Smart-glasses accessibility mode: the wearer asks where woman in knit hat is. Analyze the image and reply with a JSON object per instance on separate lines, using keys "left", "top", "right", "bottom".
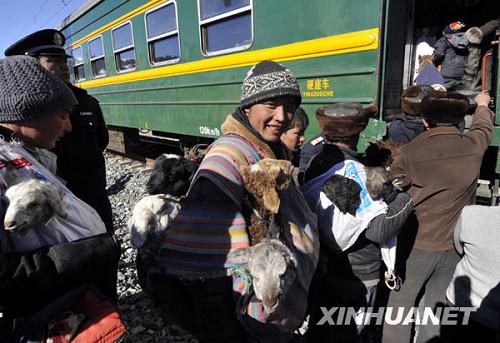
{"left": 0, "top": 56, "right": 120, "bottom": 338}
{"left": 0, "top": 55, "right": 75, "bottom": 149}
{"left": 148, "top": 60, "right": 319, "bottom": 342}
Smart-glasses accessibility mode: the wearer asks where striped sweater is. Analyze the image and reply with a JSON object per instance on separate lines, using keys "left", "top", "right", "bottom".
{"left": 157, "top": 115, "right": 277, "bottom": 277}
{"left": 157, "top": 114, "right": 319, "bottom": 333}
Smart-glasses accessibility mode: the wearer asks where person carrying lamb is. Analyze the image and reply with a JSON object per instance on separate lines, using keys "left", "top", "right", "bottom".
{"left": 0, "top": 56, "right": 120, "bottom": 338}
{"left": 300, "top": 103, "right": 413, "bottom": 342}
{"left": 148, "top": 60, "right": 319, "bottom": 342}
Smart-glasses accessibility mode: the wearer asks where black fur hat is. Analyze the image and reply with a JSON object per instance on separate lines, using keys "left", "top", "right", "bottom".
{"left": 421, "top": 91, "right": 469, "bottom": 126}
{"left": 400, "top": 85, "right": 435, "bottom": 116}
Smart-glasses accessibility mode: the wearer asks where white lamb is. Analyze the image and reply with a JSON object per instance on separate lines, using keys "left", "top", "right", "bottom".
{"left": 229, "top": 239, "right": 297, "bottom": 314}
{"left": 3, "top": 179, "right": 67, "bottom": 231}
{"left": 127, "top": 194, "right": 180, "bottom": 249}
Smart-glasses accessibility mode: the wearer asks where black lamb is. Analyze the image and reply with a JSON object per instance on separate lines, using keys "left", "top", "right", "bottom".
{"left": 321, "top": 174, "right": 361, "bottom": 216}
{"left": 146, "top": 154, "right": 199, "bottom": 197}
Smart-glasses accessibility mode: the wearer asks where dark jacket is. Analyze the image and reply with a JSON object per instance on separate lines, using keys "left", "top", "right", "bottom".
{"left": 298, "top": 133, "right": 328, "bottom": 184}
{"left": 414, "top": 63, "right": 444, "bottom": 87}
{"left": 391, "top": 105, "right": 494, "bottom": 251}
{"left": 387, "top": 113, "right": 425, "bottom": 144}
{"left": 434, "top": 33, "right": 468, "bottom": 78}
{"left": 54, "top": 85, "right": 113, "bottom": 232}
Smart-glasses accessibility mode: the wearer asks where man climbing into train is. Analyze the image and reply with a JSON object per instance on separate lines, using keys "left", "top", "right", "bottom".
{"left": 382, "top": 90, "right": 494, "bottom": 343}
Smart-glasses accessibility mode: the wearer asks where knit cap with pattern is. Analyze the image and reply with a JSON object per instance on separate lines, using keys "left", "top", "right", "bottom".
{"left": 240, "top": 60, "right": 301, "bottom": 109}
{"left": 0, "top": 55, "right": 77, "bottom": 123}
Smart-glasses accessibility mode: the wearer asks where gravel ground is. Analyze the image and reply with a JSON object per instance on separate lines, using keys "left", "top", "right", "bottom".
{"left": 105, "top": 152, "right": 197, "bottom": 342}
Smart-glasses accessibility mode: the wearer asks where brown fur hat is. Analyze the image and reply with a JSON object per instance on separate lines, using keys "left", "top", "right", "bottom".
{"left": 421, "top": 91, "right": 469, "bottom": 126}
{"left": 315, "top": 103, "right": 378, "bottom": 138}
{"left": 240, "top": 159, "right": 295, "bottom": 214}
{"left": 400, "top": 85, "right": 434, "bottom": 116}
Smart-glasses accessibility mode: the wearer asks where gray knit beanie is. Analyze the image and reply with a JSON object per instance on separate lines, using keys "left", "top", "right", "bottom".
{"left": 240, "top": 60, "right": 301, "bottom": 109}
{"left": 0, "top": 55, "right": 77, "bottom": 123}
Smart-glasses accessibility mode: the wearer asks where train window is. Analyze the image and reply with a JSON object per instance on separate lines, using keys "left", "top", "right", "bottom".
{"left": 145, "top": 2, "right": 180, "bottom": 65}
{"left": 198, "top": 0, "right": 252, "bottom": 55}
{"left": 71, "top": 45, "right": 85, "bottom": 81}
{"left": 89, "top": 36, "right": 107, "bottom": 78}
{"left": 111, "top": 22, "right": 136, "bottom": 72}
{"left": 200, "top": 0, "right": 249, "bottom": 20}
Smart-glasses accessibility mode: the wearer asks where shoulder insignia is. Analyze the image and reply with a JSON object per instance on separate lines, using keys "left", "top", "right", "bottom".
{"left": 310, "top": 136, "right": 325, "bottom": 146}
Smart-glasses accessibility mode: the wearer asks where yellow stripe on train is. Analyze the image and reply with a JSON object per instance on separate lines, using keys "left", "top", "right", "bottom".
{"left": 77, "top": 28, "right": 379, "bottom": 89}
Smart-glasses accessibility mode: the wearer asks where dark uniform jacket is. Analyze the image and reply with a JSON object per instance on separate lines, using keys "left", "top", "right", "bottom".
{"left": 298, "top": 133, "right": 328, "bottom": 185}
{"left": 391, "top": 105, "right": 494, "bottom": 251}
{"left": 54, "top": 85, "right": 113, "bottom": 232}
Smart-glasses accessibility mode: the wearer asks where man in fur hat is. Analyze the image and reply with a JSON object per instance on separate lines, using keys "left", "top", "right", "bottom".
{"left": 299, "top": 103, "right": 377, "bottom": 184}
{"left": 388, "top": 85, "right": 435, "bottom": 144}
{"left": 383, "top": 91, "right": 494, "bottom": 343}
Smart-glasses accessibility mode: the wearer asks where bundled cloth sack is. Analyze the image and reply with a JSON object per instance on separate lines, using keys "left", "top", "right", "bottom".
{"left": 0, "top": 140, "right": 107, "bottom": 253}
{"left": 302, "top": 159, "right": 398, "bottom": 283}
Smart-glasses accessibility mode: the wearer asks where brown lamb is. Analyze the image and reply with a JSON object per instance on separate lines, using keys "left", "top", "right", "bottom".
{"left": 240, "top": 158, "right": 295, "bottom": 245}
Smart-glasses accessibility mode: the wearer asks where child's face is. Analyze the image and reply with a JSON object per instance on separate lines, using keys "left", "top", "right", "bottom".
{"left": 281, "top": 125, "right": 305, "bottom": 151}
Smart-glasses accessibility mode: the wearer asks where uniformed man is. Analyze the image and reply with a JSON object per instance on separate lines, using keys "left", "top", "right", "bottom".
{"left": 298, "top": 103, "right": 377, "bottom": 184}
{"left": 5, "top": 29, "right": 113, "bottom": 232}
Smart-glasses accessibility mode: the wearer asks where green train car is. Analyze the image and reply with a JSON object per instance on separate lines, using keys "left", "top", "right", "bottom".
{"left": 60, "top": 0, "right": 500, "bottom": 180}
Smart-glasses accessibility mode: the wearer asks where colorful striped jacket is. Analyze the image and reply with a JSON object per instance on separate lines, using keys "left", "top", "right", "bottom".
{"left": 157, "top": 114, "right": 319, "bottom": 333}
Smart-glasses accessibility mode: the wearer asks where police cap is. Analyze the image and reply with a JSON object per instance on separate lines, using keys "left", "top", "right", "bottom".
{"left": 4, "top": 29, "right": 70, "bottom": 58}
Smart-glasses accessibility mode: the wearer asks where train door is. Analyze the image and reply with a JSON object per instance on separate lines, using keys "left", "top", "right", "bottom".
{"left": 381, "top": 0, "right": 500, "bottom": 202}
{"left": 380, "top": 0, "right": 500, "bottom": 114}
